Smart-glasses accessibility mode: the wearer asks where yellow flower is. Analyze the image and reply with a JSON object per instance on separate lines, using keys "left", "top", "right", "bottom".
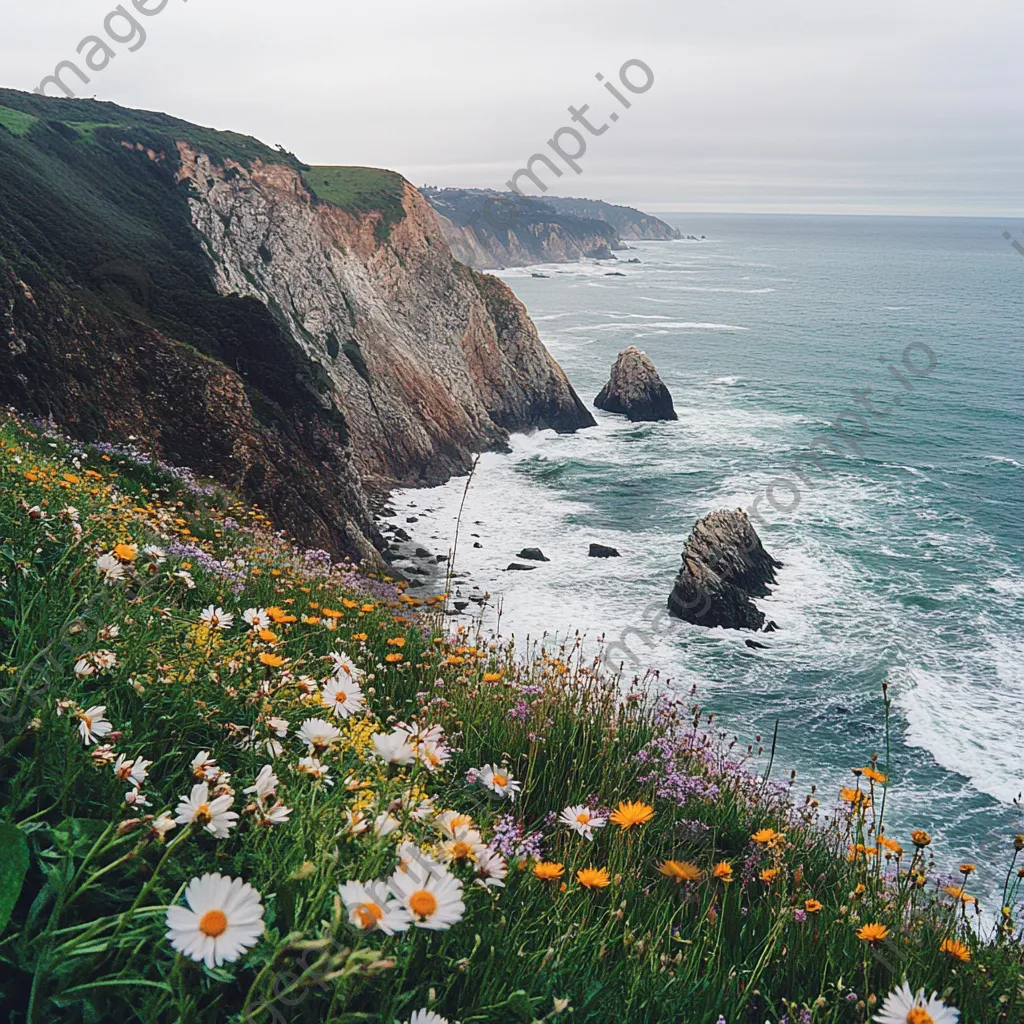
{"left": 113, "top": 543, "right": 137, "bottom": 562}
{"left": 751, "top": 828, "right": 782, "bottom": 845}
{"left": 856, "top": 922, "right": 890, "bottom": 945}
{"left": 609, "top": 801, "right": 654, "bottom": 830}
{"left": 533, "top": 861, "right": 565, "bottom": 881}
{"left": 576, "top": 867, "right": 611, "bottom": 889}
{"left": 940, "top": 938, "right": 971, "bottom": 962}
{"left": 911, "top": 829, "right": 932, "bottom": 848}
{"left": 804, "top": 898, "right": 822, "bottom": 913}
{"left": 659, "top": 860, "right": 702, "bottom": 883}
{"left": 712, "top": 861, "right": 734, "bottom": 883}
{"left": 259, "top": 653, "right": 285, "bottom": 668}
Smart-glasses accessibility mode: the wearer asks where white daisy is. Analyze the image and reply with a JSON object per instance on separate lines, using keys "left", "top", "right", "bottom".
{"left": 165, "top": 873, "right": 264, "bottom": 968}
{"left": 296, "top": 756, "right": 333, "bottom": 785}
{"left": 338, "top": 880, "right": 412, "bottom": 936}
{"left": 258, "top": 801, "right": 292, "bottom": 827}
{"left": 266, "top": 716, "right": 289, "bottom": 737}
{"left": 142, "top": 545, "right": 166, "bottom": 564}
{"left": 874, "top": 982, "right": 959, "bottom": 1024}
{"left": 199, "top": 605, "right": 234, "bottom": 631}
{"left": 243, "top": 607, "right": 271, "bottom": 629}
{"left": 243, "top": 765, "right": 279, "bottom": 800}
{"left": 418, "top": 740, "right": 451, "bottom": 772}
{"left": 298, "top": 718, "right": 341, "bottom": 753}
{"left": 190, "top": 750, "right": 219, "bottom": 781}
{"left": 435, "top": 810, "right": 476, "bottom": 841}
{"left": 77, "top": 705, "right": 112, "bottom": 745}
{"left": 124, "top": 789, "right": 150, "bottom": 808}
{"left": 320, "top": 677, "right": 366, "bottom": 719}
{"left": 92, "top": 649, "right": 117, "bottom": 672}
{"left": 95, "top": 553, "right": 125, "bottom": 584}
{"left": 174, "top": 782, "right": 238, "bottom": 838}
{"left": 372, "top": 727, "right": 416, "bottom": 766}
{"left": 327, "top": 651, "right": 362, "bottom": 679}
{"left": 373, "top": 812, "right": 401, "bottom": 837}
{"left": 559, "top": 804, "right": 608, "bottom": 841}
{"left": 150, "top": 813, "right": 177, "bottom": 838}
{"left": 73, "top": 657, "right": 96, "bottom": 678}
{"left": 173, "top": 570, "right": 196, "bottom": 590}
{"left": 406, "top": 1011, "right": 449, "bottom": 1024}
{"left": 97, "top": 624, "right": 120, "bottom": 641}
{"left": 474, "top": 848, "right": 507, "bottom": 889}
{"left": 437, "top": 827, "right": 486, "bottom": 865}
{"left": 476, "top": 764, "right": 521, "bottom": 802}
{"left": 388, "top": 864, "right": 465, "bottom": 930}
{"left": 345, "top": 809, "right": 369, "bottom": 836}
{"left": 113, "top": 754, "right": 152, "bottom": 789}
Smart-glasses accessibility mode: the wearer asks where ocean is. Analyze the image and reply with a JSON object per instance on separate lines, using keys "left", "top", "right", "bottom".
{"left": 389, "top": 214, "right": 1024, "bottom": 898}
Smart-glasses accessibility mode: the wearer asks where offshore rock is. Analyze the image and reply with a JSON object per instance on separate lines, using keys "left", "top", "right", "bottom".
{"left": 667, "top": 510, "right": 782, "bottom": 630}
{"left": 594, "top": 347, "right": 677, "bottom": 422}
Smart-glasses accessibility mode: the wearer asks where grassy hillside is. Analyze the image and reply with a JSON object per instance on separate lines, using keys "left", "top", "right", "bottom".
{"left": 0, "top": 410, "right": 1020, "bottom": 1024}
{"left": 305, "top": 167, "right": 408, "bottom": 241}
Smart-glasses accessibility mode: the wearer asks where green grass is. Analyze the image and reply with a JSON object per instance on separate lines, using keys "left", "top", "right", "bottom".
{"left": 0, "top": 106, "right": 39, "bottom": 137}
{"left": 0, "top": 413, "right": 1021, "bottom": 1024}
{"left": 305, "top": 167, "right": 408, "bottom": 241}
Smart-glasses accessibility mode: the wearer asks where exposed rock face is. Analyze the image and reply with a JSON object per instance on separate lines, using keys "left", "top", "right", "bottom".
{"left": 518, "top": 548, "right": 549, "bottom": 561}
{"left": 589, "top": 544, "right": 620, "bottom": 558}
{"left": 594, "top": 348, "right": 678, "bottom": 422}
{"left": 667, "top": 510, "right": 782, "bottom": 630}
{"left": 422, "top": 189, "right": 679, "bottom": 270}
{"left": 178, "top": 146, "right": 596, "bottom": 494}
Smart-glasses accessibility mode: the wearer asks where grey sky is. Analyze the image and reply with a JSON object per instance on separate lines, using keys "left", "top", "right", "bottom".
{"left": 6, "top": 0, "right": 1023, "bottom": 215}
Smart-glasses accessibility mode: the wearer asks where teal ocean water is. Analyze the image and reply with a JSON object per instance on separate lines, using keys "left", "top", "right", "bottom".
{"left": 391, "top": 215, "right": 1024, "bottom": 895}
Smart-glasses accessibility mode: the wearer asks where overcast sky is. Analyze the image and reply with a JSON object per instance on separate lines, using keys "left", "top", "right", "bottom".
{"left": 6, "top": 0, "right": 1023, "bottom": 215}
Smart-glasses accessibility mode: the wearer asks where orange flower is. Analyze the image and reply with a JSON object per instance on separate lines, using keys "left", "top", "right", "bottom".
{"left": 877, "top": 836, "right": 903, "bottom": 856}
{"left": 712, "top": 861, "right": 734, "bottom": 883}
{"left": 483, "top": 672, "right": 503, "bottom": 683}
{"left": 840, "top": 787, "right": 871, "bottom": 808}
{"left": 959, "top": 863, "right": 976, "bottom": 875}
{"left": 576, "top": 867, "right": 611, "bottom": 889}
{"left": 911, "top": 829, "right": 932, "bottom": 848}
{"left": 360, "top": 604, "right": 374, "bottom": 613}
{"left": 940, "top": 938, "right": 971, "bottom": 962}
{"left": 321, "top": 608, "right": 343, "bottom": 619}
{"left": 659, "top": 860, "right": 702, "bottom": 883}
{"left": 533, "top": 861, "right": 565, "bottom": 881}
{"left": 259, "top": 653, "right": 285, "bottom": 668}
{"left": 751, "top": 828, "right": 782, "bottom": 845}
{"left": 759, "top": 867, "right": 780, "bottom": 884}
{"left": 266, "top": 607, "right": 296, "bottom": 624}
{"left": 386, "top": 637, "right": 406, "bottom": 647}
{"left": 609, "top": 801, "right": 654, "bottom": 830}
{"left": 859, "top": 766, "right": 887, "bottom": 784}
{"left": 856, "top": 922, "right": 890, "bottom": 945}
{"left": 353, "top": 633, "right": 368, "bottom": 642}
{"left": 258, "top": 629, "right": 278, "bottom": 644}
{"left": 804, "top": 898, "right": 822, "bottom": 913}
{"left": 384, "top": 653, "right": 403, "bottom": 663}
{"left": 943, "top": 885, "right": 976, "bottom": 905}
{"left": 113, "top": 543, "right": 137, "bottom": 562}
{"left": 342, "top": 599, "right": 358, "bottom": 610}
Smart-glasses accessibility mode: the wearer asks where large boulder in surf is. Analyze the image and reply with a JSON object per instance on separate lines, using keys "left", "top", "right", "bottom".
{"left": 594, "top": 347, "right": 677, "bottom": 422}
{"left": 667, "top": 510, "right": 782, "bottom": 630}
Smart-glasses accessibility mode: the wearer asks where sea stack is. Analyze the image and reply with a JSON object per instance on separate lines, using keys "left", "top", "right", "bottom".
{"left": 667, "top": 510, "right": 782, "bottom": 630}
{"left": 594, "top": 347, "right": 678, "bottom": 422}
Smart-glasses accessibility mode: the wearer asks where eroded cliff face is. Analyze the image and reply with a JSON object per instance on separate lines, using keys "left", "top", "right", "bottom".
{"left": 177, "top": 145, "right": 594, "bottom": 493}
{"left": 433, "top": 209, "right": 621, "bottom": 270}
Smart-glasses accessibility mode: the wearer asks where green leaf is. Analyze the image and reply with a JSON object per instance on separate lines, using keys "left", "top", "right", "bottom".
{"left": 0, "top": 822, "right": 29, "bottom": 935}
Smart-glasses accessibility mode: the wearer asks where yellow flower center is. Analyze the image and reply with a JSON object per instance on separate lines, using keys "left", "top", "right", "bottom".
{"left": 335, "top": 691, "right": 347, "bottom": 703}
{"left": 408, "top": 890, "right": 438, "bottom": 918}
{"left": 451, "top": 841, "right": 472, "bottom": 859}
{"left": 80, "top": 714, "right": 92, "bottom": 731}
{"left": 198, "top": 909, "right": 228, "bottom": 937}
{"left": 576, "top": 812, "right": 590, "bottom": 824}
{"left": 906, "top": 1010, "right": 934, "bottom": 1024}
{"left": 353, "top": 902, "right": 384, "bottom": 929}
{"left": 194, "top": 803, "right": 212, "bottom": 824}
{"left": 492, "top": 773, "right": 508, "bottom": 787}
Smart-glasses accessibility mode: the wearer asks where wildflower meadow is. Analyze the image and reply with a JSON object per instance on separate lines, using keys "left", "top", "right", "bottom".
{"left": 0, "top": 411, "right": 1020, "bottom": 1023}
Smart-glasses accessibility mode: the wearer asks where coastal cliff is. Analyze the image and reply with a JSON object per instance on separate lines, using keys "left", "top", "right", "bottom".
{"left": 0, "top": 89, "right": 594, "bottom": 562}
{"left": 422, "top": 188, "right": 679, "bottom": 270}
